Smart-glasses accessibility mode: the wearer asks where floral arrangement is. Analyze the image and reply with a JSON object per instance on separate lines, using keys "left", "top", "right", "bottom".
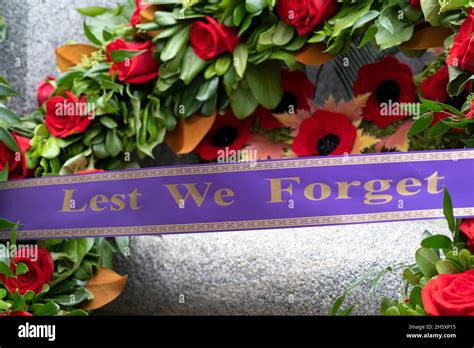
{"left": 0, "top": 0, "right": 472, "bottom": 315}
{"left": 332, "top": 190, "right": 474, "bottom": 316}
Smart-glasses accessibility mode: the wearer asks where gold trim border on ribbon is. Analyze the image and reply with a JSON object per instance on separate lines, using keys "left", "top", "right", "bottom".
{"left": 3, "top": 208, "right": 473, "bottom": 240}
{"left": 1, "top": 150, "right": 474, "bottom": 190}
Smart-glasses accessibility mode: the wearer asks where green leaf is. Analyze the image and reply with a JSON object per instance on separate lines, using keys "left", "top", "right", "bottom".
{"left": 230, "top": 84, "right": 258, "bottom": 119}
{"left": 409, "top": 113, "right": 434, "bottom": 136}
{"left": 161, "top": 25, "right": 190, "bottom": 62}
{"left": 245, "top": 0, "right": 267, "bottom": 13}
{"left": 443, "top": 188, "right": 455, "bottom": 233}
{"left": 233, "top": 44, "right": 248, "bottom": 79}
{"left": 409, "top": 286, "right": 423, "bottom": 308}
{"left": 0, "top": 218, "right": 16, "bottom": 230}
{"left": 32, "top": 302, "right": 60, "bottom": 316}
{"left": 415, "top": 248, "right": 440, "bottom": 278}
{"left": 436, "top": 260, "right": 461, "bottom": 274}
{"left": 196, "top": 76, "right": 219, "bottom": 102}
{"left": 272, "top": 20, "right": 294, "bottom": 46}
{"left": 421, "top": 235, "right": 453, "bottom": 249}
{"left": 41, "top": 137, "right": 61, "bottom": 159}
{"left": 180, "top": 46, "right": 208, "bottom": 85}
{"left": 246, "top": 61, "right": 282, "bottom": 109}
{"left": 385, "top": 306, "right": 401, "bottom": 316}
{"left": 77, "top": 6, "right": 107, "bottom": 17}
{"left": 0, "top": 127, "right": 20, "bottom": 152}
{"left": 0, "top": 107, "right": 20, "bottom": 125}
{"left": 427, "top": 120, "right": 450, "bottom": 138}
{"left": 0, "top": 261, "right": 13, "bottom": 278}
{"left": 105, "top": 129, "right": 123, "bottom": 157}
{"left": 15, "top": 262, "right": 28, "bottom": 276}
{"left": 0, "top": 83, "right": 17, "bottom": 97}
{"left": 421, "top": 0, "right": 441, "bottom": 26}
{"left": 110, "top": 49, "right": 147, "bottom": 63}
{"left": 115, "top": 237, "right": 130, "bottom": 259}
{"left": 83, "top": 21, "right": 103, "bottom": 46}
{"left": 99, "top": 116, "right": 118, "bottom": 129}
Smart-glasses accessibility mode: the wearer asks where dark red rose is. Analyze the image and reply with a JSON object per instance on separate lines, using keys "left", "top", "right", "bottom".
{"left": 0, "top": 132, "right": 31, "bottom": 180}
{"left": 190, "top": 17, "right": 240, "bottom": 61}
{"left": 353, "top": 56, "right": 417, "bottom": 128}
{"left": 409, "top": 0, "right": 421, "bottom": 8}
{"left": 421, "top": 65, "right": 470, "bottom": 125}
{"left": 1, "top": 247, "right": 54, "bottom": 295}
{"left": 45, "top": 91, "right": 92, "bottom": 138}
{"left": 257, "top": 69, "right": 315, "bottom": 129}
{"left": 37, "top": 76, "right": 55, "bottom": 107}
{"left": 106, "top": 38, "right": 159, "bottom": 84}
{"left": 76, "top": 169, "right": 105, "bottom": 175}
{"left": 194, "top": 110, "right": 254, "bottom": 161}
{"left": 292, "top": 110, "right": 357, "bottom": 157}
{"left": 447, "top": 10, "right": 474, "bottom": 73}
{"left": 0, "top": 311, "right": 33, "bottom": 316}
{"left": 422, "top": 269, "right": 474, "bottom": 316}
{"left": 277, "top": 0, "right": 339, "bottom": 36}
{"left": 130, "top": 0, "right": 150, "bottom": 27}
{"left": 460, "top": 219, "right": 474, "bottom": 253}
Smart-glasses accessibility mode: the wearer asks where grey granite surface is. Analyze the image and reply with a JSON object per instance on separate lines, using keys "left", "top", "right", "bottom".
{"left": 0, "top": 0, "right": 445, "bottom": 316}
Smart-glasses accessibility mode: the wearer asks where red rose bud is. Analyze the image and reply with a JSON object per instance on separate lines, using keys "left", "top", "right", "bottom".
{"left": 460, "top": 218, "right": 474, "bottom": 252}
{"left": 277, "top": 0, "right": 339, "bottom": 36}
{"left": 0, "top": 247, "right": 54, "bottom": 295}
{"left": 409, "top": 0, "right": 421, "bottom": 8}
{"left": 0, "top": 132, "right": 31, "bottom": 180}
{"left": 37, "top": 75, "right": 55, "bottom": 106}
{"left": 447, "top": 9, "right": 474, "bottom": 73}
{"left": 130, "top": 0, "right": 150, "bottom": 27}
{"left": 190, "top": 17, "right": 240, "bottom": 61}
{"left": 0, "top": 311, "right": 33, "bottom": 316}
{"left": 422, "top": 269, "right": 474, "bottom": 316}
{"left": 106, "top": 38, "right": 159, "bottom": 84}
{"left": 468, "top": 101, "right": 474, "bottom": 119}
{"left": 45, "top": 91, "right": 93, "bottom": 139}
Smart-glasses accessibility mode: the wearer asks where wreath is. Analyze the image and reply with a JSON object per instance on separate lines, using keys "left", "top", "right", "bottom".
{"left": 0, "top": 0, "right": 472, "bottom": 315}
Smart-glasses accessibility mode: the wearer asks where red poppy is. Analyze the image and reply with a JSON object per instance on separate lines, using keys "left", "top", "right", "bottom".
{"left": 421, "top": 65, "right": 470, "bottom": 124}
{"left": 194, "top": 110, "right": 254, "bottom": 161}
{"left": 257, "top": 69, "right": 315, "bottom": 130}
{"left": 292, "top": 110, "right": 357, "bottom": 157}
{"left": 353, "top": 56, "right": 417, "bottom": 128}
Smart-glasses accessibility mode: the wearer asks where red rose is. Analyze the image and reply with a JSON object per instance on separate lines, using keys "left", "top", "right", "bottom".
{"left": 409, "top": 0, "right": 421, "bottom": 8}
{"left": 277, "top": 0, "right": 338, "bottom": 36}
{"left": 422, "top": 269, "right": 474, "bottom": 316}
{"left": 0, "top": 247, "right": 54, "bottom": 295}
{"left": 460, "top": 218, "right": 474, "bottom": 253}
{"left": 421, "top": 65, "right": 470, "bottom": 125}
{"left": 130, "top": 0, "right": 150, "bottom": 27}
{"left": 106, "top": 38, "right": 159, "bottom": 84}
{"left": 45, "top": 91, "right": 92, "bottom": 138}
{"left": 37, "top": 76, "right": 55, "bottom": 106}
{"left": 0, "top": 132, "right": 30, "bottom": 180}
{"left": 194, "top": 110, "right": 254, "bottom": 161}
{"left": 447, "top": 10, "right": 474, "bottom": 73}
{"left": 353, "top": 56, "right": 417, "bottom": 128}
{"left": 292, "top": 110, "right": 357, "bottom": 157}
{"left": 257, "top": 69, "right": 315, "bottom": 129}
{"left": 190, "top": 17, "right": 240, "bottom": 61}
{"left": 0, "top": 311, "right": 33, "bottom": 316}
{"left": 76, "top": 169, "right": 105, "bottom": 175}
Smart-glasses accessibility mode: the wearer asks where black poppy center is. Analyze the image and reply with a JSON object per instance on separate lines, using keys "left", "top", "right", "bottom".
{"left": 316, "top": 133, "right": 340, "bottom": 156}
{"left": 375, "top": 79, "right": 401, "bottom": 104}
{"left": 272, "top": 92, "right": 299, "bottom": 114}
{"left": 212, "top": 126, "right": 238, "bottom": 147}
{"left": 445, "top": 90, "right": 469, "bottom": 110}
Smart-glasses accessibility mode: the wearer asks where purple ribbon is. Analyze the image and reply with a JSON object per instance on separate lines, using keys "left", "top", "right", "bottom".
{"left": 0, "top": 150, "right": 473, "bottom": 240}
